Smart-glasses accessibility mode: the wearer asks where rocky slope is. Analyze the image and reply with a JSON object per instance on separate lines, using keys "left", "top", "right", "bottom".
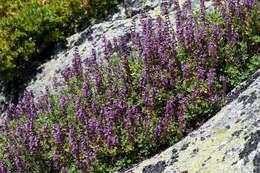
{"left": 120, "top": 69, "right": 260, "bottom": 173}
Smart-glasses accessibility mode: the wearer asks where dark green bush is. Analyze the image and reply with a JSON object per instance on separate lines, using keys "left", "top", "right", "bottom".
{"left": 0, "top": 3, "right": 65, "bottom": 80}
{"left": 0, "top": 0, "right": 119, "bottom": 81}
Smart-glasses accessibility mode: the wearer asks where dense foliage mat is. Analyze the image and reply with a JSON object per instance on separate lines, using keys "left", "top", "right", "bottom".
{"left": 0, "top": 0, "right": 119, "bottom": 81}
{"left": 0, "top": 0, "right": 259, "bottom": 172}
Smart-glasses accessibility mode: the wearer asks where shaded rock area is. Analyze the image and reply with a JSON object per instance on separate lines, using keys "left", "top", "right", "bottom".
{"left": 120, "top": 69, "right": 260, "bottom": 173}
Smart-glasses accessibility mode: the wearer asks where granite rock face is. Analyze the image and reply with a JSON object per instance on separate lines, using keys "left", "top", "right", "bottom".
{"left": 120, "top": 69, "right": 260, "bottom": 173}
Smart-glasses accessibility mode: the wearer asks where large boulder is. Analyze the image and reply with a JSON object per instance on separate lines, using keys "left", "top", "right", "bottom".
{"left": 120, "top": 69, "right": 260, "bottom": 173}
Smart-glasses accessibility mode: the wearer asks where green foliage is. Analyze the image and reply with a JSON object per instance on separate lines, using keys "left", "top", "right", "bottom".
{"left": 0, "top": 3, "right": 65, "bottom": 80}
{"left": 0, "top": 0, "right": 119, "bottom": 81}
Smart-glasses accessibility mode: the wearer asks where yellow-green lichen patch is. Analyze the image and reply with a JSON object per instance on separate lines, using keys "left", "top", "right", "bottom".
{"left": 141, "top": 1, "right": 153, "bottom": 10}
{"left": 149, "top": 6, "right": 162, "bottom": 19}
{"left": 158, "top": 151, "right": 173, "bottom": 162}
{"left": 175, "top": 132, "right": 246, "bottom": 172}
{"left": 178, "top": 0, "right": 186, "bottom": 5}
{"left": 174, "top": 117, "right": 259, "bottom": 172}
{"left": 66, "top": 37, "right": 72, "bottom": 47}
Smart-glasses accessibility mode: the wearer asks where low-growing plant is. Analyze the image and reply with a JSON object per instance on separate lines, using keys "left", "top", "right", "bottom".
{"left": 0, "top": 0, "right": 119, "bottom": 81}
{"left": 0, "top": 0, "right": 259, "bottom": 172}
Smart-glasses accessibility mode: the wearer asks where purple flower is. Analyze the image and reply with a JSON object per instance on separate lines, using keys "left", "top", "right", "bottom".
{"left": 69, "top": 122, "right": 79, "bottom": 157}
{"left": 119, "top": 35, "right": 128, "bottom": 57}
{"left": 119, "top": 74, "right": 128, "bottom": 97}
{"left": 61, "top": 66, "right": 72, "bottom": 82}
{"left": 220, "top": 6, "right": 226, "bottom": 19}
{"left": 212, "top": 0, "right": 222, "bottom": 9}
{"left": 61, "top": 167, "right": 68, "bottom": 173}
{"left": 15, "top": 154, "right": 22, "bottom": 170}
{"left": 191, "top": 89, "right": 196, "bottom": 106}
{"left": 103, "top": 37, "right": 113, "bottom": 60}
{"left": 219, "top": 75, "right": 225, "bottom": 82}
{"left": 76, "top": 99, "right": 85, "bottom": 123}
{"left": 165, "top": 97, "right": 176, "bottom": 115}
{"left": 196, "top": 65, "right": 206, "bottom": 80}
{"left": 177, "top": 105, "right": 184, "bottom": 137}
{"left": 52, "top": 125, "right": 64, "bottom": 145}
{"left": 181, "top": 60, "right": 190, "bottom": 80}
{"left": 182, "top": 0, "right": 192, "bottom": 16}
{"left": 48, "top": 101, "right": 55, "bottom": 115}
{"left": 183, "top": 15, "right": 194, "bottom": 51}
{"left": 210, "top": 94, "right": 218, "bottom": 104}
{"left": 41, "top": 123, "right": 49, "bottom": 139}
{"left": 95, "top": 71, "right": 104, "bottom": 94}
{"left": 52, "top": 77, "right": 57, "bottom": 89}
{"left": 28, "top": 133, "right": 40, "bottom": 154}
{"left": 207, "top": 68, "right": 216, "bottom": 92}
{"left": 53, "top": 150, "right": 59, "bottom": 169}
{"left": 177, "top": 93, "right": 183, "bottom": 99}
{"left": 161, "top": 74, "right": 169, "bottom": 90}
{"left": 113, "top": 37, "right": 118, "bottom": 49}
{"left": 5, "top": 102, "right": 15, "bottom": 120}
{"left": 210, "top": 24, "right": 221, "bottom": 66}
{"left": 161, "top": 5, "right": 168, "bottom": 16}
{"left": 72, "top": 47, "right": 83, "bottom": 79}
{"left": 145, "top": 118, "right": 151, "bottom": 135}
{"left": 173, "top": 0, "right": 184, "bottom": 48}
{"left": 83, "top": 81, "right": 92, "bottom": 100}
{"left": 227, "top": 0, "right": 235, "bottom": 16}
{"left": 199, "top": 0, "right": 206, "bottom": 26}
{"left": 0, "top": 160, "right": 11, "bottom": 173}
{"left": 60, "top": 96, "right": 67, "bottom": 115}
{"left": 15, "top": 122, "right": 23, "bottom": 138}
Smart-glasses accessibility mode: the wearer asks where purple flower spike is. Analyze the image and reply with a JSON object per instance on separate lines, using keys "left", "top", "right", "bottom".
{"left": 52, "top": 124, "right": 64, "bottom": 145}
{"left": 103, "top": 37, "right": 113, "bottom": 60}
{"left": 69, "top": 122, "right": 79, "bottom": 157}
{"left": 0, "top": 160, "right": 11, "bottom": 173}
{"left": 53, "top": 150, "right": 59, "bottom": 169}
{"left": 60, "top": 96, "right": 67, "bottom": 115}
{"left": 15, "top": 154, "right": 22, "bottom": 170}
{"left": 61, "top": 66, "right": 72, "bottom": 82}
{"left": 219, "top": 76, "right": 225, "bottom": 82}
{"left": 61, "top": 167, "right": 68, "bottom": 173}
{"left": 207, "top": 68, "right": 216, "bottom": 93}
{"left": 212, "top": 0, "right": 222, "bottom": 9}
{"left": 181, "top": 60, "right": 190, "bottom": 80}
{"left": 72, "top": 47, "right": 83, "bottom": 79}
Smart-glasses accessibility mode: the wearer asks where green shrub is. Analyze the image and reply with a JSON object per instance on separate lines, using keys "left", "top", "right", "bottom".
{"left": 0, "top": 0, "right": 119, "bottom": 81}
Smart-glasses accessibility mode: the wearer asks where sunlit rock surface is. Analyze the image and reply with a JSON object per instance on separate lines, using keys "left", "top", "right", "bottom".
{"left": 119, "top": 69, "right": 260, "bottom": 173}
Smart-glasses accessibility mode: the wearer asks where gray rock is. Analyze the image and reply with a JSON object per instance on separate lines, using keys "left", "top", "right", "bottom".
{"left": 120, "top": 69, "right": 260, "bottom": 173}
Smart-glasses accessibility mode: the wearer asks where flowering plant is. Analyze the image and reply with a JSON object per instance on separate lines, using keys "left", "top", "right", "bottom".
{"left": 0, "top": 0, "right": 259, "bottom": 172}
